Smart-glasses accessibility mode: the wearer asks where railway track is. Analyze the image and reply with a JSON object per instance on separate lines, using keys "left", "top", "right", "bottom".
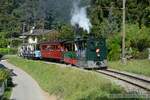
{"left": 95, "top": 69, "right": 150, "bottom": 92}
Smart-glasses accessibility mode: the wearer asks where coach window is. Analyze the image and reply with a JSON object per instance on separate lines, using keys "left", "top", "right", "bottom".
{"left": 49, "top": 45, "right": 55, "bottom": 51}
{"left": 55, "top": 45, "right": 58, "bottom": 50}
{"left": 44, "top": 45, "right": 49, "bottom": 51}
{"left": 42, "top": 45, "right": 47, "bottom": 50}
{"left": 66, "top": 43, "right": 74, "bottom": 51}
{"left": 56, "top": 45, "right": 60, "bottom": 51}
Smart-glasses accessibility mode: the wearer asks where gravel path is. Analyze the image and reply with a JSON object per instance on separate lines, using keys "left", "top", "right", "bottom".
{"left": 1, "top": 60, "right": 49, "bottom": 100}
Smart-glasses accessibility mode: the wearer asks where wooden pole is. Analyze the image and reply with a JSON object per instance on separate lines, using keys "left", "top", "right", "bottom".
{"left": 23, "top": 22, "right": 26, "bottom": 44}
{"left": 121, "top": 0, "right": 126, "bottom": 64}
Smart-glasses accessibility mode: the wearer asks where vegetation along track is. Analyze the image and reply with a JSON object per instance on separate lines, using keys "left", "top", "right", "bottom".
{"left": 95, "top": 69, "right": 150, "bottom": 92}
{"left": 43, "top": 60, "right": 150, "bottom": 92}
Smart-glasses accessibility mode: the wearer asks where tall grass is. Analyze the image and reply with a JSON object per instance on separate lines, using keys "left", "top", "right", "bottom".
{"left": 0, "top": 69, "right": 9, "bottom": 82}
{"left": 7, "top": 56, "right": 126, "bottom": 99}
{"left": 109, "top": 60, "right": 150, "bottom": 77}
{"left": 0, "top": 66, "right": 11, "bottom": 100}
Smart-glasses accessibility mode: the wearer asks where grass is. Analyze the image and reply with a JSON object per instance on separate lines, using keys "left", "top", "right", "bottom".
{"left": 7, "top": 55, "right": 128, "bottom": 100}
{"left": 109, "top": 59, "right": 150, "bottom": 77}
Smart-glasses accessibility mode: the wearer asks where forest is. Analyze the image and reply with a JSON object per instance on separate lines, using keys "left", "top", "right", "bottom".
{"left": 0, "top": 0, "right": 150, "bottom": 60}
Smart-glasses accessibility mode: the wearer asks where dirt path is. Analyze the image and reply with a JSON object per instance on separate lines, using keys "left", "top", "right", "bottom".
{"left": 1, "top": 60, "right": 56, "bottom": 100}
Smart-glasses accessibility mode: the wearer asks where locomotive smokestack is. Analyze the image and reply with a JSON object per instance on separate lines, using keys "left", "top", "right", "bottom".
{"left": 74, "top": 24, "right": 82, "bottom": 41}
{"left": 75, "top": 24, "right": 79, "bottom": 34}
{"left": 71, "top": 0, "right": 92, "bottom": 33}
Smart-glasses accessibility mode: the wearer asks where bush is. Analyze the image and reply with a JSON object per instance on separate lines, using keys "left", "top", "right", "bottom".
{"left": 133, "top": 49, "right": 149, "bottom": 59}
{"left": 0, "top": 48, "right": 17, "bottom": 55}
{"left": 107, "top": 24, "right": 150, "bottom": 61}
{"left": 107, "top": 34, "right": 121, "bottom": 61}
{"left": 126, "top": 24, "right": 150, "bottom": 51}
{"left": 0, "top": 69, "right": 9, "bottom": 82}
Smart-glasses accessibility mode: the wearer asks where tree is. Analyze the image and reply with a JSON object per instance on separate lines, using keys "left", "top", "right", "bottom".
{"left": 126, "top": 0, "right": 150, "bottom": 28}
{"left": 143, "top": 7, "right": 150, "bottom": 27}
{"left": 89, "top": 0, "right": 121, "bottom": 37}
{"left": 57, "top": 24, "right": 74, "bottom": 40}
{"left": 0, "top": 0, "right": 22, "bottom": 48}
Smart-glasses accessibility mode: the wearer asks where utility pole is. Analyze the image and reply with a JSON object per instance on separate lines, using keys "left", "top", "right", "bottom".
{"left": 22, "top": 22, "right": 26, "bottom": 44}
{"left": 122, "top": 0, "right": 126, "bottom": 64}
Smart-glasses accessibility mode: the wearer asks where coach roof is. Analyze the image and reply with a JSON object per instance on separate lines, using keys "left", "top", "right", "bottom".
{"left": 22, "top": 29, "right": 57, "bottom": 36}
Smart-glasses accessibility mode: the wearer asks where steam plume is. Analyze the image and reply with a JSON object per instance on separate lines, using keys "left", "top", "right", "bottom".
{"left": 71, "top": 0, "right": 92, "bottom": 33}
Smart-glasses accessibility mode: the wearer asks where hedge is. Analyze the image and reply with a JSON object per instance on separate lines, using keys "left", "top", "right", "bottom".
{"left": 0, "top": 48, "right": 17, "bottom": 55}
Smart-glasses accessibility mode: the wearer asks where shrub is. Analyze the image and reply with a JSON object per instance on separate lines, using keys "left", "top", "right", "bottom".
{"left": 133, "top": 49, "right": 149, "bottom": 59}
{"left": 126, "top": 24, "right": 150, "bottom": 51}
{"left": 107, "top": 34, "right": 121, "bottom": 61}
{"left": 0, "top": 48, "right": 17, "bottom": 55}
{"left": 107, "top": 24, "right": 150, "bottom": 61}
{"left": 0, "top": 69, "right": 9, "bottom": 82}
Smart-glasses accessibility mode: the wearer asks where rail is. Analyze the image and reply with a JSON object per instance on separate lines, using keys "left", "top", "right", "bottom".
{"left": 95, "top": 69, "right": 150, "bottom": 92}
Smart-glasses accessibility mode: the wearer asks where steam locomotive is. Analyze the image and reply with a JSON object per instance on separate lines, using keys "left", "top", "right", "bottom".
{"left": 18, "top": 32, "right": 107, "bottom": 69}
